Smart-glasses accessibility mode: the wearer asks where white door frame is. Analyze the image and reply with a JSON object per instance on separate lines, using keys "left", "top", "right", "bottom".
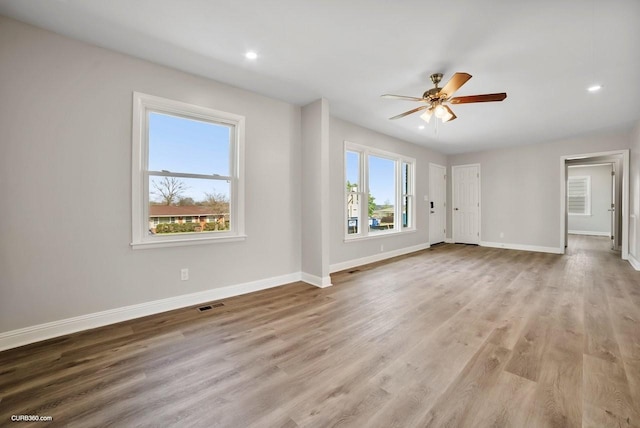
{"left": 560, "top": 149, "right": 629, "bottom": 259}
{"left": 429, "top": 163, "right": 447, "bottom": 245}
{"left": 451, "top": 163, "right": 481, "bottom": 244}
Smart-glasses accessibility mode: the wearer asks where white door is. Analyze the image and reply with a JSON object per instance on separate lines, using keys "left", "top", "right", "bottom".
{"left": 429, "top": 164, "right": 446, "bottom": 244}
{"left": 452, "top": 164, "right": 480, "bottom": 244}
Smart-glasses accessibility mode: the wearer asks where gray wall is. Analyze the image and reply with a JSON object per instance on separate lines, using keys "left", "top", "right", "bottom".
{"left": 329, "top": 117, "right": 447, "bottom": 268}
{"left": 301, "top": 99, "right": 331, "bottom": 282}
{"left": 567, "top": 165, "right": 613, "bottom": 235}
{"left": 0, "top": 17, "right": 302, "bottom": 332}
{"left": 448, "top": 131, "right": 630, "bottom": 250}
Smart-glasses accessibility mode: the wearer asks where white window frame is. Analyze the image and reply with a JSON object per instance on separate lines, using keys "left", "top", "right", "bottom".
{"left": 344, "top": 141, "right": 416, "bottom": 241}
{"left": 131, "top": 92, "right": 245, "bottom": 249}
{"left": 567, "top": 175, "right": 591, "bottom": 216}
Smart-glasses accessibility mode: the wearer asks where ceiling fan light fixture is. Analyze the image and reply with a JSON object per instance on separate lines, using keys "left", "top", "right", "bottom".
{"left": 442, "top": 110, "right": 454, "bottom": 122}
{"left": 434, "top": 104, "right": 447, "bottom": 119}
{"left": 420, "top": 108, "right": 433, "bottom": 123}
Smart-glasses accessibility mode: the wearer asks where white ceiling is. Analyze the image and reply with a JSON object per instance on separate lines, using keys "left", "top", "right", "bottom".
{"left": 1, "top": 0, "right": 639, "bottom": 154}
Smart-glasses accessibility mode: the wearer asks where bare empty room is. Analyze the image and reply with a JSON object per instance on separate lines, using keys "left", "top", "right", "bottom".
{"left": 1, "top": 1, "right": 640, "bottom": 427}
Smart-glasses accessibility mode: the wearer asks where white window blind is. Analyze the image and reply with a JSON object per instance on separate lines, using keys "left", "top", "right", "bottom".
{"left": 567, "top": 176, "right": 590, "bottom": 215}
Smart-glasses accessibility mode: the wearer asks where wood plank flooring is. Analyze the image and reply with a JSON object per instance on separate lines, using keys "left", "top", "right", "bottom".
{"left": 1, "top": 235, "right": 639, "bottom": 427}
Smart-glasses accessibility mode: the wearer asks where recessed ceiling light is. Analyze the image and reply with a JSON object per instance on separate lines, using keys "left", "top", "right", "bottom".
{"left": 418, "top": 125, "right": 425, "bottom": 130}
{"left": 587, "top": 84, "right": 602, "bottom": 92}
{"left": 245, "top": 51, "right": 258, "bottom": 60}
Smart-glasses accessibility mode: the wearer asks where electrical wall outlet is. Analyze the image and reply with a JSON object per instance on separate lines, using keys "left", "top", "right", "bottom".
{"left": 380, "top": 244, "right": 384, "bottom": 252}
{"left": 181, "top": 268, "right": 189, "bottom": 281}
{"left": 499, "top": 232, "right": 504, "bottom": 238}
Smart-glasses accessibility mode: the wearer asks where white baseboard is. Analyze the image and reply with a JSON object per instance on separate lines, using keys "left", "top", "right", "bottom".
{"left": 628, "top": 254, "right": 640, "bottom": 271}
{"left": 0, "top": 272, "right": 303, "bottom": 352}
{"left": 329, "top": 243, "right": 430, "bottom": 273}
{"left": 480, "top": 241, "right": 564, "bottom": 255}
{"left": 444, "top": 238, "right": 454, "bottom": 243}
{"left": 301, "top": 272, "right": 332, "bottom": 288}
{"left": 568, "top": 230, "right": 610, "bottom": 237}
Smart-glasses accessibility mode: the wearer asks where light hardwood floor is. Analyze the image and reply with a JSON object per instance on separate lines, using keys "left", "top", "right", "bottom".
{"left": 1, "top": 236, "right": 639, "bottom": 427}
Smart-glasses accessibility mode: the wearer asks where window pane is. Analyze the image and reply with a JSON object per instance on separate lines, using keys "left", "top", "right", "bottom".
{"left": 346, "top": 151, "right": 360, "bottom": 191}
{"left": 347, "top": 194, "right": 360, "bottom": 234}
{"left": 402, "top": 196, "right": 411, "bottom": 228}
{"left": 148, "top": 176, "right": 230, "bottom": 234}
{"left": 368, "top": 155, "right": 395, "bottom": 233}
{"left": 402, "top": 162, "right": 410, "bottom": 195}
{"left": 148, "top": 112, "right": 231, "bottom": 176}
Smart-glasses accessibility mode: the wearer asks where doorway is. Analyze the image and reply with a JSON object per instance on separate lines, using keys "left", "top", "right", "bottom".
{"left": 452, "top": 163, "right": 480, "bottom": 244}
{"left": 566, "top": 163, "right": 615, "bottom": 250}
{"left": 560, "top": 150, "right": 629, "bottom": 260}
{"left": 429, "top": 163, "right": 446, "bottom": 245}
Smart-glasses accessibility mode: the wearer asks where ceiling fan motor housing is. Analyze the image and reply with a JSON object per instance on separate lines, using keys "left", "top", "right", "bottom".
{"left": 423, "top": 88, "right": 442, "bottom": 100}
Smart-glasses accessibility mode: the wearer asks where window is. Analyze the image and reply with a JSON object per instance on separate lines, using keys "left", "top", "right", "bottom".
{"left": 346, "top": 151, "right": 362, "bottom": 235}
{"left": 567, "top": 176, "right": 590, "bottom": 215}
{"left": 344, "top": 141, "right": 415, "bottom": 240}
{"left": 131, "top": 92, "right": 245, "bottom": 248}
{"left": 401, "top": 161, "right": 413, "bottom": 228}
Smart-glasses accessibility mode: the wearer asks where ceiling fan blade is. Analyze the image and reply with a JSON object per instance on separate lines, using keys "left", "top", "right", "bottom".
{"left": 438, "top": 72, "right": 472, "bottom": 98}
{"left": 389, "top": 105, "right": 429, "bottom": 120}
{"left": 442, "top": 105, "right": 457, "bottom": 122}
{"left": 449, "top": 93, "right": 507, "bottom": 104}
{"left": 381, "top": 94, "right": 426, "bottom": 102}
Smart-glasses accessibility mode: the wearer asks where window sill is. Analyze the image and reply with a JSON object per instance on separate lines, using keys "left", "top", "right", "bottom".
{"left": 344, "top": 228, "right": 416, "bottom": 243}
{"left": 131, "top": 234, "right": 247, "bottom": 250}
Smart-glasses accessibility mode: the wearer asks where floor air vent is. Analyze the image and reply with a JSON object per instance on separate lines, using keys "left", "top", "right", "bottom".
{"left": 198, "top": 302, "right": 224, "bottom": 312}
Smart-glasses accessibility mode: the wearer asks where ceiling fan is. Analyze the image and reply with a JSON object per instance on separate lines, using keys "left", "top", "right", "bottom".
{"left": 382, "top": 72, "right": 507, "bottom": 123}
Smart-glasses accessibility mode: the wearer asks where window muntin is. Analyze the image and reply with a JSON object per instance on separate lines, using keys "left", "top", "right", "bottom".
{"left": 131, "top": 92, "right": 245, "bottom": 248}
{"left": 344, "top": 142, "right": 415, "bottom": 240}
{"left": 567, "top": 176, "right": 591, "bottom": 215}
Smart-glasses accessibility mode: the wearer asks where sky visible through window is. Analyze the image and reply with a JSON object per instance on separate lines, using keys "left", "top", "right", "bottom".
{"left": 346, "top": 151, "right": 359, "bottom": 186}
{"left": 346, "top": 152, "right": 395, "bottom": 205}
{"left": 148, "top": 112, "right": 231, "bottom": 202}
{"left": 369, "top": 156, "right": 395, "bottom": 205}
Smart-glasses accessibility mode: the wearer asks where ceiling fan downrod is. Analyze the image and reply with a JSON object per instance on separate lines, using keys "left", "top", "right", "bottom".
{"left": 430, "top": 73, "right": 443, "bottom": 88}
